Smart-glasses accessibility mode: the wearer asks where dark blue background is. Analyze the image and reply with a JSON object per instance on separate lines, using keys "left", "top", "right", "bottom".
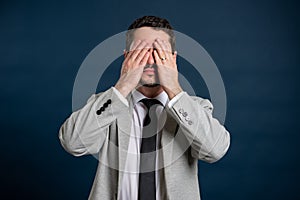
{"left": 1, "top": 0, "right": 299, "bottom": 199}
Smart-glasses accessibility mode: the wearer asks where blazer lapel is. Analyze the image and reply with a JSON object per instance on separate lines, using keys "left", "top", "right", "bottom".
{"left": 160, "top": 110, "right": 179, "bottom": 198}
{"left": 117, "top": 93, "right": 134, "bottom": 189}
{"left": 161, "top": 110, "right": 178, "bottom": 165}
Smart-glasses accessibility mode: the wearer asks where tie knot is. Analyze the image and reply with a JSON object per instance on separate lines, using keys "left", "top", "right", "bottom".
{"left": 140, "top": 98, "right": 162, "bottom": 109}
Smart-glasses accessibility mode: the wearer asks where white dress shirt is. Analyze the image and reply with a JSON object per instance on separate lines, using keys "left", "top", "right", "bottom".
{"left": 113, "top": 88, "right": 183, "bottom": 200}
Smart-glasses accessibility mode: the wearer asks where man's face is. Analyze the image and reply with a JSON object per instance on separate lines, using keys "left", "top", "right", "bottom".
{"left": 129, "top": 27, "right": 173, "bottom": 87}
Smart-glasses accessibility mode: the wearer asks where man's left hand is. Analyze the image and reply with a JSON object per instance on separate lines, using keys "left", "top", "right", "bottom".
{"left": 153, "top": 38, "right": 183, "bottom": 99}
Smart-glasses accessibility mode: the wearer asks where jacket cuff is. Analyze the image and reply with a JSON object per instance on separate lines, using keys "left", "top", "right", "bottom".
{"left": 112, "top": 87, "right": 129, "bottom": 107}
{"left": 167, "top": 91, "right": 185, "bottom": 108}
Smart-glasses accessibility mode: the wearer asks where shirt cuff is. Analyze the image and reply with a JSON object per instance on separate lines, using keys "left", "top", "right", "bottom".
{"left": 167, "top": 91, "right": 185, "bottom": 108}
{"left": 112, "top": 87, "right": 129, "bottom": 107}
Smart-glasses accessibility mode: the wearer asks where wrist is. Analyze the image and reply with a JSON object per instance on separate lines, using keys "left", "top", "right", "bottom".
{"left": 166, "top": 86, "right": 183, "bottom": 100}
{"left": 115, "top": 83, "right": 132, "bottom": 98}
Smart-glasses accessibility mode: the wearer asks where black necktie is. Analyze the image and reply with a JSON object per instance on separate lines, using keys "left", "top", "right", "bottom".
{"left": 138, "top": 98, "right": 162, "bottom": 200}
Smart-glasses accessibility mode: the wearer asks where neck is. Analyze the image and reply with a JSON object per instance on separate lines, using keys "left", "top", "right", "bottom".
{"left": 137, "top": 85, "right": 164, "bottom": 98}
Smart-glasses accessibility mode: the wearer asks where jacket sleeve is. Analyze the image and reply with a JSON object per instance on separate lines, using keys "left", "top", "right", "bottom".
{"left": 58, "top": 87, "right": 129, "bottom": 156}
{"left": 166, "top": 92, "right": 230, "bottom": 163}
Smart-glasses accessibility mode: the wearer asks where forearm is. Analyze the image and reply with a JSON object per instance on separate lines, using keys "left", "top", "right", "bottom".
{"left": 166, "top": 92, "right": 230, "bottom": 163}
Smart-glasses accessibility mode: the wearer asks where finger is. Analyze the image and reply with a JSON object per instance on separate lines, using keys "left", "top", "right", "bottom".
{"left": 153, "top": 49, "right": 162, "bottom": 65}
{"left": 124, "top": 40, "right": 143, "bottom": 62}
{"left": 121, "top": 61, "right": 129, "bottom": 74}
{"left": 124, "top": 40, "right": 141, "bottom": 62}
{"left": 161, "top": 40, "right": 173, "bottom": 60}
{"left": 130, "top": 41, "right": 148, "bottom": 61}
{"left": 122, "top": 50, "right": 149, "bottom": 75}
{"left": 122, "top": 50, "right": 133, "bottom": 65}
{"left": 153, "top": 40, "right": 167, "bottom": 60}
{"left": 157, "top": 39, "right": 172, "bottom": 60}
{"left": 139, "top": 51, "right": 150, "bottom": 67}
{"left": 123, "top": 41, "right": 148, "bottom": 73}
{"left": 123, "top": 41, "right": 139, "bottom": 65}
{"left": 162, "top": 39, "right": 172, "bottom": 52}
{"left": 121, "top": 53, "right": 132, "bottom": 73}
{"left": 135, "top": 47, "right": 150, "bottom": 66}
{"left": 129, "top": 39, "right": 142, "bottom": 52}
{"left": 122, "top": 41, "right": 144, "bottom": 68}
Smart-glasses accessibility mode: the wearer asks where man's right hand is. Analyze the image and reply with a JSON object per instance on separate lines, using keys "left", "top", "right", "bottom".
{"left": 115, "top": 40, "right": 150, "bottom": 97}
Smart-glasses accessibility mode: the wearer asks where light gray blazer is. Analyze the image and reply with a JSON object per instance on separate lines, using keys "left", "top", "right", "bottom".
{"left": 59, "top": 87, "right": 230, "bottom": 200}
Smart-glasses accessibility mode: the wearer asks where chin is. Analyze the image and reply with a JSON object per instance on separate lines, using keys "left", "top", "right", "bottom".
{"left": 142, "top": 83, "right": 160, "bottom": 88}
{"left": 139, "top": 78, "right": 160, "bottom": 88}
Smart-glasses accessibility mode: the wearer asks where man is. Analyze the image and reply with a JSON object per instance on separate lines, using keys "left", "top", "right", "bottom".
{"left": 59, "top": 16, "right": 230, "bottom": 200}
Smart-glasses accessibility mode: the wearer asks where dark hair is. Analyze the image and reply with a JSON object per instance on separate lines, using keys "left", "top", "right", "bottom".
{"left": 126, "top": 16, "right": 175, "bottom": 52}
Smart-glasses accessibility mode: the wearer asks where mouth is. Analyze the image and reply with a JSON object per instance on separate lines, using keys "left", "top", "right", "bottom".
{"left": 140, "top": 65, "right": 160, "bottom": 87}
{"left": 143, "top": 68, "right": 155, "bottom": 73}
{"left": 143, "top": 65, "right": 157, "bottom": 73}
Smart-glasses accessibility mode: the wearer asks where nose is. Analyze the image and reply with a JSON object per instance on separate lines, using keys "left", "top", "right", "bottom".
{"left": 147, "top": 48, "right": 155, "bottom": 65}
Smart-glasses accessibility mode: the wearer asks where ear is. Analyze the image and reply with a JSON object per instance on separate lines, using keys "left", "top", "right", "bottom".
{"left": 173, "top": 51, "right": 177, "bottom": 62}
{"left": 123, "top": 49, "right": 128, "bottom": 58}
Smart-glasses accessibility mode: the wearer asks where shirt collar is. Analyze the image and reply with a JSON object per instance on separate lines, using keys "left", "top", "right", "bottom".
{"left": 131, "top": 89, "right": 169, "bottom": 107}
